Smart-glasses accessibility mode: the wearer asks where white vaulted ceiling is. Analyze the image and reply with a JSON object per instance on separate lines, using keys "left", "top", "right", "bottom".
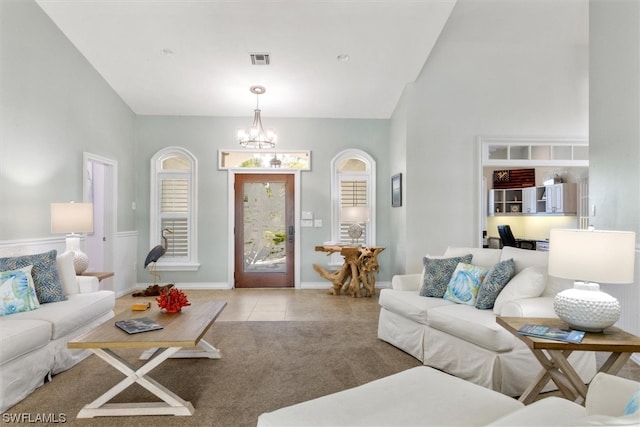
{"left": 35, "top": 0, "right": 457, "bottom": 119}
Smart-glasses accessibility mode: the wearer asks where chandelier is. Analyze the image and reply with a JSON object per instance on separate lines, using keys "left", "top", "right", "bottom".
{"left": 237, "top": 85, "right": 277, "bottom": 149}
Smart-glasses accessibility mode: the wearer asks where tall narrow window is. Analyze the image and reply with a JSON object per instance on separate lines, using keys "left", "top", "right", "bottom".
{"left": 331, "top": 150, "right": 376, "bottom": 259}
{"left": 150, "top": 147, "right": 199, "bottom": 271}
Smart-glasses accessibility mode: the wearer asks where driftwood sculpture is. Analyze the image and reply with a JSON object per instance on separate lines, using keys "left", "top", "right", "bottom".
{"left": 132, "top": 283, "right": 174, "bottom": 297}
{"left": 313, "top": 245, "right": 384, "bottom": 297}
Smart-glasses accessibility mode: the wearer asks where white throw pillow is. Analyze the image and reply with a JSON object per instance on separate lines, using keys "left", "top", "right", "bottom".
{"left": 493, "top": 265, "right": 546, "bottom": 315}
{"left": 56, "top": 251, "right": 78, "bottom": 295}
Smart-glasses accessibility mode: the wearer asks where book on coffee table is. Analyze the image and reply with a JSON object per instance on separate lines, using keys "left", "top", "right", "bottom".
{"left": 115, "top": 317, "right": 164, "bottom": 334}
{"left": 517, "top": 323, "right": 585, "bottom": 343}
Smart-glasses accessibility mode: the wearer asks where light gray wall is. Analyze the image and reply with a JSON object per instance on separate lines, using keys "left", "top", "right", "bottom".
{"left": 589, "top": 0, "right": 639, "bottom": 335}
{"left": 390, "top": 0, "right": 589, "bottom": 273}
{"left": 0, "top": 0, "right": 137, "bottom": 239}
{"left": 389, "top": 86, "right": 409, "bottom": 274}
{"left": 135, "top": 116, "right": 391, "bottom": 284}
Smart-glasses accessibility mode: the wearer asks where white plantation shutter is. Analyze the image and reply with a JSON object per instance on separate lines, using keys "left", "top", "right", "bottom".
{"left": 159, "top": 175, "right": 190, "bottom": 260}
{"left": 339, "top": 179, "right": 368, "bottom": 244}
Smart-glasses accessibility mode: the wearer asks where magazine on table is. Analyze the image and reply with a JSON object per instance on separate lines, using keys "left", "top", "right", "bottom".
{"left": 517, "top": 323, "right": 585, "bottom": 343}
{"left": 115, "top": 317, "right": 164, "bottom": 334}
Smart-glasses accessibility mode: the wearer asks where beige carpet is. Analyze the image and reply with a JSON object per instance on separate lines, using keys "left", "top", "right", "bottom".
{"left": 6, "top": 320, "right": 420, "bottom": 426}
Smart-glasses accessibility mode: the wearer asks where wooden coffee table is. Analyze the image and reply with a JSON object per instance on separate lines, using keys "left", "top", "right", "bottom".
{"left": 497, "top": 316, "right": 640, "bottom": 405}
{"left": 68, "top": 300, "right": 226, "bottom": 418}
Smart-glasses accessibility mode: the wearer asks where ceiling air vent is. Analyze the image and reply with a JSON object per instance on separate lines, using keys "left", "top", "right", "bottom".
{"left": 250, "top": 53, "right": 270, "bottom": 65}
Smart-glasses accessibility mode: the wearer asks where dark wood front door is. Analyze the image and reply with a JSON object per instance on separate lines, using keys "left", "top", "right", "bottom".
{"left": 234, "top": 174, "right": 294, "bottom": 288}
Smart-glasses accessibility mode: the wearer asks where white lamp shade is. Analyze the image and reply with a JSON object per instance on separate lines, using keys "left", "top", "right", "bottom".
{"left": 341, "top": 206, "right": 369, "bottom": 223}
{"left": 548, "top": 229, "right": 635, "bottom": 284}
{"left": 51, "top": 202, "right": 94, "bottom": 234}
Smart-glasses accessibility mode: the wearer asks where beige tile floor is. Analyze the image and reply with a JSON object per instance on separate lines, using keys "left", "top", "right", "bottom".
{"left": 115, "top": 288, "right": 640, "bottom": 382}
{"left": 115, "top": 288, "right": 382, "bottom": 322}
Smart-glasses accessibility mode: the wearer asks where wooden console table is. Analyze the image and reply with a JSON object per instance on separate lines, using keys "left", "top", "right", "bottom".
{"left": 497, "top": 316, "right": 640, "bottom": 405}
{"left": 313, "top": 245, "right": 384, "bottom": 297}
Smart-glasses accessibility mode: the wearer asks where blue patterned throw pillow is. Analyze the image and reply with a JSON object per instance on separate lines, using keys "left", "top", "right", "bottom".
{"left": 475, "top": 258, "right": 516, "bottom": 310}
{"left": 419, "top": 254, "right": 473, "bottom": 298}
{"left": 0, "top": 250, "right": 66, "bottom": 303}
{"left": 0, "top": 265, "right": 40, "bottom": 316}
{"left": 443, "top": 263, "right": 489, "bottom": 305}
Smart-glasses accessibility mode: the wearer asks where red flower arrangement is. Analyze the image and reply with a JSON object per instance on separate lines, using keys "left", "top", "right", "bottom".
{"left": 156, "top": 288, "right": 191, "bottom": 313}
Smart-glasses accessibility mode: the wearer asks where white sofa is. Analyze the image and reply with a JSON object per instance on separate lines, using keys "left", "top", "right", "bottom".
{"left": 377, "top": 246, "right": 597, "bottom": 397}
{"left": 257, "top": 367, "right": 640, "bottom": 426}
{"left": 0, "top": 251, "right": 115, "bottom": 412}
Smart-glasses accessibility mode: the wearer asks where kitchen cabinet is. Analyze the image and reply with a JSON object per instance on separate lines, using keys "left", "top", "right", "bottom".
{"left": 544, "top": 183, "right": 577, "bottom": 214}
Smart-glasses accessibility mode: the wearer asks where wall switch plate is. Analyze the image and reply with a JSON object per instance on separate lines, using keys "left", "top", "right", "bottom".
{"left": 301, "top": 219, "right": 313, "bottom": 227}
{"left": 314, "top": 219, "right": 323, "bottom": 227}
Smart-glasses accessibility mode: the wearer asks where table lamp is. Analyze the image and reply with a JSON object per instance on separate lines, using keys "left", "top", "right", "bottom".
{"left": 51, "top": 202, "right": 94, "bottom": 274}
{"left": 548, "top": 228, "right": 636, "bottom": 332}
{"left": 341, "top": 206, "right": 369, "bottom": 245}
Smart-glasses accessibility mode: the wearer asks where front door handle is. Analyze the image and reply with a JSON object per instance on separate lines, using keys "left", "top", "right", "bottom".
{"left": 288, "top": 225, "right": 294, "bottom": 243}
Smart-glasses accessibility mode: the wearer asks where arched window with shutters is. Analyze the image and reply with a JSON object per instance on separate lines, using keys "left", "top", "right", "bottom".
{"left": 331, "top": 149, "right": 376, "bottom": 255}
{"left": 149, "top": 147, "right": 199, "bottom": 271}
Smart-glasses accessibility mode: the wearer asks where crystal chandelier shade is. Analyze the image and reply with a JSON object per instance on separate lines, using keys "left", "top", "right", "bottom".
{"left": 238, "top": 86, "right": 277, "bottom": 149}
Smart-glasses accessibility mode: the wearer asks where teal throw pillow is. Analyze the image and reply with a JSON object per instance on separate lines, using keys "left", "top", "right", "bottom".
{"left": 0, "top": 265, "right": 40, "bottom": 316}
{"left": 0, "top": 250, "right": 66, "bottom": 303}
{"left": 475, "top": 258, "right": 516, "bottom": 310}
{"left": 419, "top": 254, "right": 473, "bottom": 298}
{"left": 443, "top": 263, "right": 489, "bottom": 305}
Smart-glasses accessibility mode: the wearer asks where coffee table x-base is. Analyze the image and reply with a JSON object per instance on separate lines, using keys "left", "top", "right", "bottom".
{"left": 497, "top": 316, "right": 640, "bottom": 405}
{"left": 68, "top": 300, "right": 226, "bottom": 418}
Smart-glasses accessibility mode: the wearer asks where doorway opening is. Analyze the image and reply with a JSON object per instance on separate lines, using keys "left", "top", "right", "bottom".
{"left": 83, "top": 153, "right": 117, "bottom": 290}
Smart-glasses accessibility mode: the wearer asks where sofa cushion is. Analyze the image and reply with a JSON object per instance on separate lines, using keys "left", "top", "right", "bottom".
{"left": 419, "top": 254, "right": 472, "bottom": 298}
{"left": 257, "top": 366, "right": 524, "bottom": 427}
{"left": 428, "top": 304, "right": 517, "bottom": 352}
{"left": 0, "top": 266, "right": 40, "bottom": 316}
{"left": 476, "top": 258, "right": 516, "bottom": 310}
{"left": 56, "top": 252, "right": 78, "bottom": 295}
{"left": 0, "top": 250, "right": 66, "bottom": 304}
{"left": 5, "top": 291, "right": 114, "bottom": 340}
{"left": 499, "top": 246, "right": 548, "bottom": 273}
{"left": 493, "top": 265, "right": 547, "bottom": 315}
{"left": 443, "top": 263, "right": 489, "bottom": 306}
{"left": 487, "top": 396, "right": 586, "bottom": 426}
{"left": 379, "top": 289, "right": 454, "bottom": 325}
{"left": 0, "top": 318, "right": 51, "bottom": 365}
{"left": 444, "top": 247, "right": 502, "bottom": 268}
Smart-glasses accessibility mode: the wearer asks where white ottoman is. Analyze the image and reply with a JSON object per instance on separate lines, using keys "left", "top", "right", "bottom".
{"left": 257, "top": 366, "right": 525, "bottom": 426}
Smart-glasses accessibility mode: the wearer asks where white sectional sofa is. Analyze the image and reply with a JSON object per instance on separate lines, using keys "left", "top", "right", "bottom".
{"left": 0, "top": 250, "right": 115, "bottom": 412}
{"left": 377, "top": 246, "right": 597, "bottom": 397}
{"left": 257, "top": 367, "right": 640, "bottom": 426}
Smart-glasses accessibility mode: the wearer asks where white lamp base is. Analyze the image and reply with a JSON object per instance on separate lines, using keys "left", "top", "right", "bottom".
{"left": 553, "top": 282, "right": 621, "bottom": 332}
{"left": 347, "top": 223, "right": 363, "bottom": 245}
{"left": 65, "top": 235, "right": 89, "bottom": 275}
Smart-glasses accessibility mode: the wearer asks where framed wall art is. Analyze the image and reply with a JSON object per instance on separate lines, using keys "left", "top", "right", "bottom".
{"left": 391, "top": 173, "right": 402, "bottom": 207}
